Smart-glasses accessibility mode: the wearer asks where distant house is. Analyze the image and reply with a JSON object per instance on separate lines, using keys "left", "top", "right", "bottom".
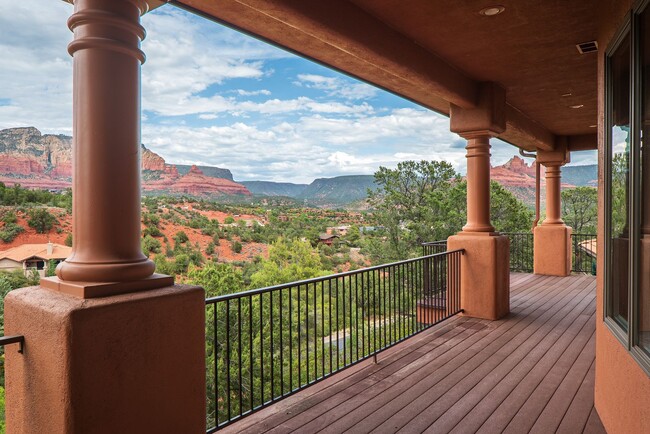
{"left": 0, "top": 242, "right": 71, "bottom": 277}
{"left": 318, "top": 234, "right": 339, "bottom": 246}
{"left": 326, "top": 225, "right": 350, "bottom": 236}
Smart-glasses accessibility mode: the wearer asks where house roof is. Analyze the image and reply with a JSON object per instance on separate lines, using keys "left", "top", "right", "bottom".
{"left": 319, "top": 234, "right": 340, "bottom": 240}
{"left": 0, "top": 243, "right": 72, "bottom": 262}
{"left": 174, "top": 0, "right": 599, "bottom": 152}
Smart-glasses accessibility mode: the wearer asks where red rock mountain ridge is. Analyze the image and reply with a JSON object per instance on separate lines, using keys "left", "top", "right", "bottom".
{"left": 0, "top": 127, "right": 251, "bottom": 196}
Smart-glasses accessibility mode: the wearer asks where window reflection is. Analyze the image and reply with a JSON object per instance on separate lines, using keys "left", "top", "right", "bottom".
{"left": 609, "top": 33, "right": 630, "bottom": 331}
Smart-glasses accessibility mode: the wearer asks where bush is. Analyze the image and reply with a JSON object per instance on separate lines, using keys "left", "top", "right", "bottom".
{"left": 27, "top": 208, "right": 56, "bottom": 234}
{"left": 142, "top": 235, "right": 162, "bottom": 256}
{"left": 174, "top": 231, "right": 189, "bottom": 245}
{"left": 232, "top": 241, "right": 243, "bottom": 254}
{"left": 143, "top": 226, "right": 163, "bottom": 237}
{"left": 64, "top": 233, "right": 73, "bottom": 247}
{"left": 0, "top": 223, "right": 24, "bottom": 243}
{"left": 224, "top": 216, "right": 235, "bottom": 224}
{"left": 0, "top": 211, "right": 17, "bottom": 224}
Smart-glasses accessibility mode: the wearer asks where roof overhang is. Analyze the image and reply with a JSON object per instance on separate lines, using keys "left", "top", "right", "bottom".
{"left": 171, "top": 0, "right": 599, "bottom": 152}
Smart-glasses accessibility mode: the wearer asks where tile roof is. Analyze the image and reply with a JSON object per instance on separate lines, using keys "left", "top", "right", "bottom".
{"left": 0, "top": 243, "right": 71, "bottom": 262}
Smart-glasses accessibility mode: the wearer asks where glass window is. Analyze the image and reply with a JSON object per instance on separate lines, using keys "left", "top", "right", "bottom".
{"left": 639, "top": 6, "right": 650, "bottom": 356}
{"left": 608, "top": 31, "right": 631, "bottom": 332}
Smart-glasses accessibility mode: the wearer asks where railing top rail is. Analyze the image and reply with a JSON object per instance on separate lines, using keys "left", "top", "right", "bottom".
{"left": 0, "top": 334, "right": 24, "bottom": 353}
{"left": 206, "top": 248, "right": 465, "bottom": 304}
{"left": 421, "top": 240, "right": 447, "bottom": 246}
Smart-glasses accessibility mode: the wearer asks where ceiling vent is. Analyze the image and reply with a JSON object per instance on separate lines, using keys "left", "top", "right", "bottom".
{"left": 576, "top": 41, "right": 598, "bottom": 54}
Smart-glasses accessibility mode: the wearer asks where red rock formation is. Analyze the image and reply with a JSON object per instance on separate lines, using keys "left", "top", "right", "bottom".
{"left": 142, "top": 145, "right": 166, "bottom": 172}
{"left": 144, "top": 165, "right": 251, "bottom": 196}
{"left": 0, "top": 127, "right": 251, "bottom": 197}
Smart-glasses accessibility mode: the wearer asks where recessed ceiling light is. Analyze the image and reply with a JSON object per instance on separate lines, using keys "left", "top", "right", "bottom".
{"left": 570, "top": 104, "right": 584, "bottom": 109}
{"left": 479, "top": 6, "right": 505, "bottom": 16}
{"left": 561, "top": 93, "right": 573, "bottom": 97}
{"left": 589, "top": 124, "right": 597, "bottom": 128}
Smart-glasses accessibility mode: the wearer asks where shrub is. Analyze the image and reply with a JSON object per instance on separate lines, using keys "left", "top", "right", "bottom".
{"left": 232, "top": 241, "right": 243, "bottom": 254}
{"left": 0, "top": 210, "right": 17, "bottom": 224}
{"left": 206, "top": 241, "right": 215, "bottom": 256}
{"left": 224, "top": 216, "right": 235, "bottom": 224}
{"left": 142, "top": 235, "right": 162, "bottom": 256}
{"left": 174, "top": 231, "right": 189, "bottom": 245}
{"left": 0, "top": 224, "right": 24, "bottom": 243}
{"left": 27, "top": 208, "right": 56, "bottom": 234}
{"left": 64, "top": 233, "right": 73, "bottom": 247}
{"left": 143, "top": 226, "right": 163, "bottom": 237}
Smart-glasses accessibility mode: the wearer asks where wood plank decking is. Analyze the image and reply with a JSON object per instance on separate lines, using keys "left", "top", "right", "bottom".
{"left": 221, "top": 273, "right": 605, "bottom": 434}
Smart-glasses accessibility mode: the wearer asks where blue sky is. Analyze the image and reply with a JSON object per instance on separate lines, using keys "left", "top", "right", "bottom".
{"left": 0, "top": 1, "right": 597, "bottom": 184}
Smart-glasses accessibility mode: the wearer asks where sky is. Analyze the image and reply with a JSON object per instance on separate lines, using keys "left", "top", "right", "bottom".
{"left": 0, "top": 1, "right": 597, "bottom": 184}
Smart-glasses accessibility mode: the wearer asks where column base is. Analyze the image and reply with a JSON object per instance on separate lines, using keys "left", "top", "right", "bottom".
{"left": 534, "top": 224, "right": 572, "bottom": 276}
{"left": 448, "top": 232, "right": 510, "bottom": 320}
{"left": 5, "top": 284, "right": 206, "bottom": 434}
{"left": 40, "top": 273, "right": 174, "bottom": 298}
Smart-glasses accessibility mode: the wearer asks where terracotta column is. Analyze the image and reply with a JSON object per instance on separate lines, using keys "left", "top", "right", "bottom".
{"left": 5, "top": 1, "right": 206, "bottom": 432}
{"left": 40, "top": 0, "right": 171, "bottom": 298}
{"left": 463, "top": 134, "right": 496, "bottom": 233}
{"left": 543, "top": 164, "right": 564, "bottom": 224}
{"left": 533, "top": 145, "right": 572, "bottom": 276}
{"left": 447, "top": 83, "right": 510, "bottom": 320}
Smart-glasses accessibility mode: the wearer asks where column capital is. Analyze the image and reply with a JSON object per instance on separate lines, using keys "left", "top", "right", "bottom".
{"left": 450, "top": 82, "right": 506, "bottom": 138}
{"left": 537, "top": 138, "right": 571, "bottom": 167}
{"left": 63, "top": 0, "right": 166, "bottom": 15}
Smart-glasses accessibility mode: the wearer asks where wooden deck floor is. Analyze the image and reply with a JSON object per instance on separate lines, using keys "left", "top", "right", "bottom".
{"left": 221, "top": 273, "right": 605, "bottom": 434}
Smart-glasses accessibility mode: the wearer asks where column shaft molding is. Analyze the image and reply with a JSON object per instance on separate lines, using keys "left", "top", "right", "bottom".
{"left": 42, "top": 0, "right": 172, "bottom": 297}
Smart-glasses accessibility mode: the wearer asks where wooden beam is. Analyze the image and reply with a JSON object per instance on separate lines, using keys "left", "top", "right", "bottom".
{"left": 501, "top": 104, "right": 555, "bottom": 151}
{"left": 177, "top": 0, "right": 479, "bottom": 109}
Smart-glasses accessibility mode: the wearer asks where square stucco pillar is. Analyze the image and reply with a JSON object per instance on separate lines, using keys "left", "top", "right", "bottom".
{"left": 448, "top": 233, "right": 510, "bottom": 320}
{"left": 5, "top": 284, "right": 206, "bottom": 434}
{"left": 534, "top": 225, "right": 572, "bottom": 276}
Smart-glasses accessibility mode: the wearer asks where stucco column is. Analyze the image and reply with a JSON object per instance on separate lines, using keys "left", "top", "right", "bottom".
{"left": 5, "top": 1, "right": 206, "bottom": 432}
{"left": 542, "top": 163, "right": 564, "bottom": 225}
{"left": 533, "top": 147, "right": 572, "bottom": 276}
{"left": 448, "top": 82, "right": 510, "bottom": 321}
{"left": 40, "top": 0, "right": 171, "bottom": 297}
{"left": 463, "top": 134, "right": 495, "bottom": 233}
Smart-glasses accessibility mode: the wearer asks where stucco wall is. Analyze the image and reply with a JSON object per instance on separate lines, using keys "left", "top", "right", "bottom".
{"left": 595, "top": 1, "right": 650, "bottom": 432}
{"left": 0, "top": 258, "right": 22, "bottom": 272}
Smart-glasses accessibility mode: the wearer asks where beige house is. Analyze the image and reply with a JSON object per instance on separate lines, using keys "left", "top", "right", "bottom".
{"left": 0, "top": 242, "right": 71, "bottom": 277}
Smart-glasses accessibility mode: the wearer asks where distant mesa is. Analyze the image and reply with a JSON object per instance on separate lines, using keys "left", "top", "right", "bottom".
{"left": 0, "top": 127, "right": 597, "bottom": 207}
{"left": 0, "top": 127, "right": 251, "bottom": 197}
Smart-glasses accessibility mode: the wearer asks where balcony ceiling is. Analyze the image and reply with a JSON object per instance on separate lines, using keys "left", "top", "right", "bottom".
{"left": 174, "top": 0, "right": 598, "bottom": 152}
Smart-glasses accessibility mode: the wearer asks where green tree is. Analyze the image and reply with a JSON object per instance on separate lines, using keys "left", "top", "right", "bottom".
{"left": 232, "top": 241, "right": 243, "bottom": 254}
{"left": 187, "top": 262, "right": 243, "bottom": 298}
{"left": 27, "top": 208, "right": 56, "bottom": 234}
{"left": 368, "top": 160, "right": 459, "bottom": 260}
{"left": 562, "top": 186, "right": 598, "bottom": 233}
{"left": 64, "top": 233, "right": 73, "bottom": 247}
{"left": 249, "top": 238, "right": 327, "bottom": 288}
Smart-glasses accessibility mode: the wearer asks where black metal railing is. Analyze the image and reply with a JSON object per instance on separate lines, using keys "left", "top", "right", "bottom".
{"left": 204, "top": 250, "right": 463, "bottom": 431}
{"left": 422, "top": 240, "right": 447, "bottom": 256}
{"left": 571, "top": 233, "right": 597, "bottom": 274}
{"left": 503, "top": 232, "right": 534, "bottom": 272}
{"left": 0, "top": 335, "right": 24, "bottom": 353}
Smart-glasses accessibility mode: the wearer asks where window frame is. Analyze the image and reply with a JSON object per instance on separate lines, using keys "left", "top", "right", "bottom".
{"left": 605, "top": 0, "right": 650, "bottom": 375}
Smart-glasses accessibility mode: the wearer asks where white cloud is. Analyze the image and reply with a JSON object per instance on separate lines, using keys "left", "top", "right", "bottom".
{"left": 0, "top": 0, "right": 73, "bottom": 132}
{"left": 295, "top": 73, "right": 378, "bottom": 100}
{"left": 236, "top": 89, "right": 272, "bottom": 96}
